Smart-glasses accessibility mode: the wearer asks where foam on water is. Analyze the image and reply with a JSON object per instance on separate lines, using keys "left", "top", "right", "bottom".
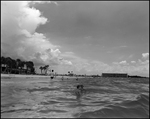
{"left": 1, "top": 77, "right": 149, "bottom": 118}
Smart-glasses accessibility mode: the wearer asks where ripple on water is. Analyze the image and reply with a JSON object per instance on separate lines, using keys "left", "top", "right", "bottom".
{"left": 1, "top": 77, "right": 149, "bottom": 118}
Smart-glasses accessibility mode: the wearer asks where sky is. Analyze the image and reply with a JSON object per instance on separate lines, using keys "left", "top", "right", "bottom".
{"left": 1, "top": 1, "right": 149, "bottom": 76}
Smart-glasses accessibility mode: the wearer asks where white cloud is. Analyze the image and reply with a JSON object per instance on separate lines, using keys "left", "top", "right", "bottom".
{"left": 54, "top": 52, "right": 149, "bottom": 76}
{"left": 1, "top": 1, "right": 149, "bottom": 77}
{"left": 138, "top": 59, "right": 149, "bottom": 65}
{"left": 119, "top": 60, "right": 128, "bottom": 65}
{"left": 142, "top": 53, "right": 149, "bottom": 59}
{"left": 1, "top": 1, "right": 70, "bottom": 67}
{"left": 62, "top": 60, "right": 72, "bottom": 65}
{"left": 113, "top": 60, "right": 129, "bottom": 65}
{"left": 111, "top": 59, "right": 149, "bottom": 76}
{"left": 131, "top": 61, "right": 136, "bottom": 63}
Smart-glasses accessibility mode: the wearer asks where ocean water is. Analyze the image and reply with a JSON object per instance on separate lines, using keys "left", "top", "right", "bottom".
{"left": 1, "top": 77, "right": 149, "bottom": 118}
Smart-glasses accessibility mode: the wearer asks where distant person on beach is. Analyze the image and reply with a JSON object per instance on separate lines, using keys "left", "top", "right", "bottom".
{"left": 61, "top": 76, "right": 64, "bottom": 80}
{"left": 76, "top": 77, "right": 78, "bottom": 81}
{"left": 50, "top": 70, "right": 54, "bottom": 79}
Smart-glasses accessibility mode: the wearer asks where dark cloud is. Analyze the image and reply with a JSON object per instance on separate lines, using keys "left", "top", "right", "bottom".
{"left": 3, "top": 1, "right": 148, "bottom": 76}
{"left": 34, "top": 1, "right": 149, "bottom": 65}
{"left": 36, "top": 1, "right": 148, "bottom": 38}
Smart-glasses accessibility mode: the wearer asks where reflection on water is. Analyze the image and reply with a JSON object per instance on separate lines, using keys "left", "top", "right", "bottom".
{"left": 1, "top": 77, "right": 149, "bottom": 118}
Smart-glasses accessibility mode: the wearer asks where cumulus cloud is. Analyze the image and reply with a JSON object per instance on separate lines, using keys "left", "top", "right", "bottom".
{"left": 131, "top": 61, "right": 136, "bottom": 63}
{"left": 1, "top": 1, "right": 149, "bottom": 77}
{"left": 110, "top": 56, "right": 149, "bottom": 76}
{"left": 65, "top": 53, "right": 149, "bottom": 76}
{"left": 1, "top": 1, "right": 69, "bottom": 66}
{"left": 112, "top": 60, "right": 128, "bottom": 65}
{"left": 142, "top": 53, "right": 149, "bottom": 59}
{"left": 119, "top": 60, "right": 129, "bottom": 65}
{"left": 57, "top": 52, "right": 149, "bottom": 76}
{"left": 138, "top": 59, "right": 149, "bottom": 65}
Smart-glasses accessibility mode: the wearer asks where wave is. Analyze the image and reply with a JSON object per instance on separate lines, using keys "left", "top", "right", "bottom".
{"left": 1, "top": 77, "right": 149, "bottom": 118}
{"left": 27, "top": 87, "right": 60, "bottom": 93}
{"left": 75, "top": 94, "right": 149, "bottom": 118}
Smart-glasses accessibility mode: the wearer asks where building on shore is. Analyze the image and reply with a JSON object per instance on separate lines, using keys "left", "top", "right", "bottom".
{"left": 102, "top": 73, "right": 128, "bottom": 78}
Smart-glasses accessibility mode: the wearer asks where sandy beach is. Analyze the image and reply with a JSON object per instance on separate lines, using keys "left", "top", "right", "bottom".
{"left": 1, "top": 74, "right": 50, "bottom": 78}
{"left": 1, "top": 73, "right": 85, "bottom": 79}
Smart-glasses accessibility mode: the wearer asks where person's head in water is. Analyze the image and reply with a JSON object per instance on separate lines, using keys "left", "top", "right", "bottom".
{"left": 77, "top": 85, "right": 84, "bottom": 90}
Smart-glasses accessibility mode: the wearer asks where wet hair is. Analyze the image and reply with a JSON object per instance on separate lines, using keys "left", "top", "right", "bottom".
{"left": 51, "top": 76, "right": 54, "bottom": 79}
{"left": 77, "top": 85, "right": 84, "bottom": 89}
{"left": 77, "top": 85, "right": 80, "bottom": 89}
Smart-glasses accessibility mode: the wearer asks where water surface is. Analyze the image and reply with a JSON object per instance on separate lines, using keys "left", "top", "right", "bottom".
{"left": 1, "top": 77, "right": 149, "bottom": 118}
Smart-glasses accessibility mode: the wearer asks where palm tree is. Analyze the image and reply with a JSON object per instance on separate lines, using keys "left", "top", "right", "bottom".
{"left": 43, "top": 65, "right": 49, "bottom": 75}
{"left": 45, "top": 65, "right": 49, "bottom": 75}
{"left": 39, "top": 66, "right": 43, "bottom": 74}
{"left": 42, "top": 66, "right": 46, "bottom": 74}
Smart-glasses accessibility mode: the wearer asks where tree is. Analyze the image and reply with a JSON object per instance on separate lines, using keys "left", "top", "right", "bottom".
{"left": 1, "top": 56, "right": 6, "bottom": 73}
{"left": 43, "top": 65, "right": 49, "bottom": 75}
{"left": 25, "top": 61, "right": 34, "bottom": 74}
{"left": 21, "top": 61, "right": 27, "bottom": 74}
{"left": 5, "top": 57, "right": 13, "bottom": 74}
{"left": 11, "top": 59, "right": 17, "bottom": 74}
{"left": 1, "top": 56, "right": 36, "bottom": 75}
{"left": 16, "top": 59, "right": 21, "bottom": 74}
{"left": 16, "top": 59, "right": 21, "bottom": 67}
{"left": 1, "top": 56, "right": 6, "bottom": 65}
{"left": 27, "top": 61, "right": 35, "bottom": 74}
{"left": 31, "top": 67, "right": 35, "bottom": 74}
{"left": 39, "top": 66, "right": 43, "bottom": 74}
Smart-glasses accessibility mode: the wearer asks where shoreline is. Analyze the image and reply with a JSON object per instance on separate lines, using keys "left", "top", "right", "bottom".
{"left": 1, "top": 74, "right": 50, "bottom": 78}
{"left": 1, "top": 73, "right": 85, "bottom": 79}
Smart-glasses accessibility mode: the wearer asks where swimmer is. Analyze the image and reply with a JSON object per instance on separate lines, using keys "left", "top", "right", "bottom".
{"left": 76, "top": 76, "right": 78, "bottom": 80}
{"left": 75, "top": 85, "right": 84, "bottom": 95}
{"left": 50, "top": 76, "right": 54, "bottom": 79}
{"left": 50, "top": 70, "right": 54, "bottom": 80}
{"left": 61, "top": 76, "right": 64, "bottom": 80}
